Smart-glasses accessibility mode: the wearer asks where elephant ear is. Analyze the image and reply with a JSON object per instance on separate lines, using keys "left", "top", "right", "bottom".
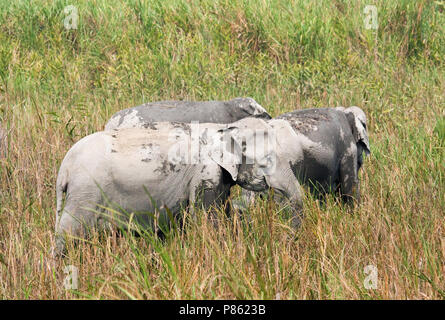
{"left": 237, "top": 97, "right": 272, "bottom": 119}
{"left": 207, "top": 126, "right": 241, "bottom": 182}
{"left": 207, "top": 117, "right": 274, "bottom": 182}
{"left": 344, "top": 107, "right": 370, "bottom": 155}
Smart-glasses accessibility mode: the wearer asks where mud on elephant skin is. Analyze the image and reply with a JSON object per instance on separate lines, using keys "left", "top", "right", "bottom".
{"left": 53, "top": 117, "right": 304, "bottom": 256}
{"left": 236, "top": 106, "right": 370, "bottom": 210}
{"left": 277, "top": 106, "right": 370, "bottom": 201}
{"left": 105, "top": 97, "right": 271, "bottom": 130}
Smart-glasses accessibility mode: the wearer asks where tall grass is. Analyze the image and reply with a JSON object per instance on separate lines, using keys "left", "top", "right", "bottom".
{"left": 0, "top": 0, "right": 444, "bottom": 299}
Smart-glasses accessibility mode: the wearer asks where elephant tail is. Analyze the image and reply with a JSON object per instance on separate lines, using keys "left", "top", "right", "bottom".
{"left": 55, "top": 167, "right": 69, "bottom": 229}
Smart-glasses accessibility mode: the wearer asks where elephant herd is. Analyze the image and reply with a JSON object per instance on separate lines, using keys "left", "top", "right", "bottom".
{"left": 0, "top": 98, "right": 371, "bottom": 257}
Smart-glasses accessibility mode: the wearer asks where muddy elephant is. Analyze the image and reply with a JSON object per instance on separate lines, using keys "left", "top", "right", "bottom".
{"left": 54, "top": 117, "right": 304, "bottom": 256}
{"left": 105, "top": 97, "right": 271, "bottom": 130}
{"left": 238, "top": 106, "right": 370, "bottom": 208}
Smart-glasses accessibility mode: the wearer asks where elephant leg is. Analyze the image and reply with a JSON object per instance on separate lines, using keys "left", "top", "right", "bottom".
{"left": 339, "top": 152, "right": 360, "bottom": 205}
{"left": 188, "top": 187, "right": 221, "bottom": 226}
{"left": 231, "top": 189, "right": 256, "bottom": 213}
{"left": 276, "top": 186, "right": 304, "bottom": 229}
{"left": 54, "top": 197, "right": 101, "bottom": 257}
{"left": 266, "top": 164, "right": 304, "bottom": 229}
{"left": 202, "top": 187, "right": 229, "bottom": 221}
{"left": 54, "top": 206, "right": 84, "bottom": 257}
{"left": 190, "top": 166, "right": 232, "bottom": 225}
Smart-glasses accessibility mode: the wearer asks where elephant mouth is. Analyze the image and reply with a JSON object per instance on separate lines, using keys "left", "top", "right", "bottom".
{"left": 237, "top": 174, "right": 268, "bottom": 192}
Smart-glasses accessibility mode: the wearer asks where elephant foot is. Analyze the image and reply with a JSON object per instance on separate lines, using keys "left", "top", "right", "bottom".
{"left": 231, "top": 199, "right": 249, "bottom": 213}
{"left": 52, "top": 236, "right": 67, "bottom": 258}
{"left": 289, "top": 213, "right": 303, "bottom": 229}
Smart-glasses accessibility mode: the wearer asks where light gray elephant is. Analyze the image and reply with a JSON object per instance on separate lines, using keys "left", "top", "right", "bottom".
{"left": 105, "top": 97, "right": 271, "bottom": 130}
{"left": 104, "top": 97, "right": 271, "bottom": 215}
{"left": 239, "top": 106, "right": 370, "bottom": 207}
{"left": 54, "top": 117, "right": 304, "bottom": 256}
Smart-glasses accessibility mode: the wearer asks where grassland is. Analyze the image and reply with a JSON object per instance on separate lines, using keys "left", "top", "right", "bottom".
{"left": 0, "top": 0, "right": 444, "bottom": 299}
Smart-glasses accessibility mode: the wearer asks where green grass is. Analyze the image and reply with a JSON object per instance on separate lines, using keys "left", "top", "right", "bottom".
{"left": 0, "top": 0, "right": 444, "bottom": 299}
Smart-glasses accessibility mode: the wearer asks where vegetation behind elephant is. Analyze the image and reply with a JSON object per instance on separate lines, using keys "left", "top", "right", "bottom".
{"left": 105, "top": 97, "right": 271, "bottom": 130}
{"left": 0, "top": 125, "right": 6, "bottom": 158}
{"left": 53, "top": 117, "right": 304, "bottom": 256}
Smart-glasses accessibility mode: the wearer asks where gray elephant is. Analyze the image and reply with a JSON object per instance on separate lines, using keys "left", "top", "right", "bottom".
{"left": 238, "top": 106, "right": 370, "bottom": 210}
{"left": 277, "top": 106, "right": 370, "bottom": 203}
{"left": 105, "top": 97, "right": 271, "bottom": 130}
{"left": 240, "top": 106, "right": 370, "bottom": 207}
{"left": 104, "top": 97, "right": 271, "bottom": 215}
{"left": 54, "top": 117, "right": 304, "bottom": 256}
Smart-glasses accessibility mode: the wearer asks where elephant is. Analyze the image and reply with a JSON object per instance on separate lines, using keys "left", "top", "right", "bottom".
{"left": 105, "top": 97, "right": 271, "bottom": 130}
{"left": 238, "top": 106, "right": 370, "bottom": 208}
{"left": 53, "top": 117, "right": 304, "bottom": 256}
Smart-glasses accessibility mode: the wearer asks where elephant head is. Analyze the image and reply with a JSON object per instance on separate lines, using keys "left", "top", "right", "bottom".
{"left": 232, "top": 97, "right": 272, "bottom": 120}
{"left": 336, "top": 106, "right": 370, "bottom": 169}
{"left": 205, "top": 117, "right": 303, "bottom": 215}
